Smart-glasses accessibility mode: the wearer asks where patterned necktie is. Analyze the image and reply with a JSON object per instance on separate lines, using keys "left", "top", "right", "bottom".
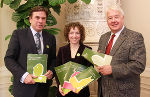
{"left": 35, "top": 33, "right": 42, "bottom": 54}
{"left": 105, "top": 34, "right": 116, "bottom": 55}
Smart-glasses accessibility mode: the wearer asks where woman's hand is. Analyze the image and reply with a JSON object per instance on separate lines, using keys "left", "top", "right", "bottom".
{"left": 59, "top": 85, "right": 66, "bottom": 96}
{"left": 44, "top": 70, "right": 53, "bottom": 79}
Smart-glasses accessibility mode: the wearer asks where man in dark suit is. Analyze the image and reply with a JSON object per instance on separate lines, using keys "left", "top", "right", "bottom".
{"left": 4, "top": 6, "right": 56, "bottom": 97}
{"left": 96, "top": 5, "right": 146, "bottom": 97}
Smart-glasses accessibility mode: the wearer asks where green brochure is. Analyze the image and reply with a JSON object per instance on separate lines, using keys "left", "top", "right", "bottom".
{"left": 69, "top": 66, "right": 101, "bottom": 93}
{"left": 64, "top": 62, "right": 87, "bottom": 82}
{"left": 27, "top": 54, "right": 47, "bottom": 83}
{"left": 54, "top": 61, "right": 72, "bottom": 86}
{"left": 54, "top": 61, "right": 72, "bottom": 94}
{"left": 62, "top": 62, "right": 87, "bottom": 92}
{"left": 82, "top": 48, "right": 112, "bottom": 66}
{"left": 55, "top": 61, "right": 100, "bottom": 94}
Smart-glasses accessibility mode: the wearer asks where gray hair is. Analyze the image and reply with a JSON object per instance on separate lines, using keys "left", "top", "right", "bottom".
{"left": 105, "top": 5, "right": 124, "bottom": 17}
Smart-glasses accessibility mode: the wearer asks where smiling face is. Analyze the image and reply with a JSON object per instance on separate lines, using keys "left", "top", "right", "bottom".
{"left": 29, "top": 11, "right": 46, "bottom": 32}
{"left": 107, "top": 9, "right": 124, "bottom": 34}
{"left": 68, "top": 27, "right": 81, "bottom": 45}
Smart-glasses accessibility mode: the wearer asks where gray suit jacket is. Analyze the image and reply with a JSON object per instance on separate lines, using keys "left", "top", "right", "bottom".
{"left": 98, "top": 27, "right": 146, "bottom": 97}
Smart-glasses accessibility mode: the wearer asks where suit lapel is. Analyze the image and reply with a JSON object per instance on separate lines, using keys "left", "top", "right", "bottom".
{"left": 27, "top": 28, "right": 37, "bottom": 53}
{"left": 42, "top": 31, "right": 46, "bottom": 54}
{"left": 42, "top": 31, "right": 48, "bottom": 54}
{"left": 110, "top": 27, "right": 127, "bottom": 56}
{"left": 101, "top": 32, "right": 111, "bottom": 53}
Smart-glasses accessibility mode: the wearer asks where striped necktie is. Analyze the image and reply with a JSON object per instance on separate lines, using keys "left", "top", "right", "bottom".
{"left": 35, "top": 33, "right": 42, "bottom": 54}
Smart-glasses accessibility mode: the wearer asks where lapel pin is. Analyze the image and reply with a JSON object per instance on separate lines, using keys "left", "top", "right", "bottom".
{"left": 77, "top": 53, "right": 80, "bottom": 56}
{"left": 46, "top": 45, "right": 49, "bottom": 48}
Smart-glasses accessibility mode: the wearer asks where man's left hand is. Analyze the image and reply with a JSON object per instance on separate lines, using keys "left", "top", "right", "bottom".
{"left": 97, "top": 65, "right": 112, "bottom": 75}
{"left": 44, "top": 70, "right": 53, "bottom": 79}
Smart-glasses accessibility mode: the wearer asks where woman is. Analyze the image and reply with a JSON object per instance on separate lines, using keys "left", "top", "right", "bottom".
{"left": 56, "top": 22, "right": 92, "bottom": 97}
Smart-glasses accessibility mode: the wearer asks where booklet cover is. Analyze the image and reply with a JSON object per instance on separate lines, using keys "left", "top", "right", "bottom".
{"left": 62, "top": 62, "right": 87, "bottom": 92}
{"left": 54, "top": 62, "right": 72, "bottom": 86}
{"left": 82, "top": 48, "right": 112, "bottom": 66}
{"left": 69, "top": 66, "right": 101, "bottom": 93}
{"left": 55, "top": 61, "right": 101, "bottom": 94}
{"left": 27, "top": 54, "right": 48, "bottom": 83}
{"left": 54, "top": 61, "right": 72, "bottom": 94}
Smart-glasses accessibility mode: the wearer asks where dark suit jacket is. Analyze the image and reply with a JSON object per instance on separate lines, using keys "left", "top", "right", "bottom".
{"left": 98, "top": 27, "right": 146, "bottom": 97}
{"left": 56, "top": 43, "right": 92, "bottom": 97}
{"left": 4, "top": 28, "right": 56, "bottom": 97}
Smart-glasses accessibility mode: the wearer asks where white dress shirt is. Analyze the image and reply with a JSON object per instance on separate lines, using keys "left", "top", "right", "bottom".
{"left": 108, "top": 26, "right": 125, "bottom": 50}
{"left": 20, "top": 26, "right": 44, "bottom": 83}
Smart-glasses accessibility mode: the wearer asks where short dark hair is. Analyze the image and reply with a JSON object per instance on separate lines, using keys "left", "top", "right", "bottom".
{"left": 64, "top": 22, "right": 85, "bottom": 43}
{"left": 29, "top": 6, "right": 48, "bottom": 17}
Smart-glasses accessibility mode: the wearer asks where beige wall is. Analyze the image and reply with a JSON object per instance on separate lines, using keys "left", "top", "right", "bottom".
{"left": 0, "top": 6, "right": 16, "bottom": 67}
{"left": 0, "top": 5, "right": 15, "bottom": 97}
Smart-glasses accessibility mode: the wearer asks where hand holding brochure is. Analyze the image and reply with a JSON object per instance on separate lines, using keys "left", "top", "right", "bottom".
{"left": 63, "top": 62, "right": 87, "bottom": 93}
{"left": 55, "top": 61, "right": 101, "bottom": 94}
{"left": 55, "top": 61, "right": 87, "bottom": 94}
{"left": 27, "top": 54, "right": 47, "bottom": 83}
{"left": 82, "top": 48, "right": 112, "bottom": 66}
{"left": 54, "top": 62, "right": 72, "bottom": 94}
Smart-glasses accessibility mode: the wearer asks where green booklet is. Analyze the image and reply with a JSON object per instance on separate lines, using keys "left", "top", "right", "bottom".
{"left": 27, "top": 54, "right": 47, "bottom": 83}
{"left": 54, "top": 61, "right": 72, "bottom": 86}
{"left": 82, "top": 48, "right": 112, "bottom": 66}
{"left": 54, "top": 61, "right": 72, "bottom": 94}
{"left": 62, "top": 62, "right": 87, "bottom": 93}
{"left": 55, "top": 61, "right": 100, "bottom": 94}
{"left": 69, "top": 66, "right": 101, "bottom": 93}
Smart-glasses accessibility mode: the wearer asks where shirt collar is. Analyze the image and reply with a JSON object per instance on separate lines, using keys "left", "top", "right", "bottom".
{"left": 111, "top": 26, "right": 125, "bottom": 36}
{"left": 30, "top": 26, "right": 42, "bottom": 36}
